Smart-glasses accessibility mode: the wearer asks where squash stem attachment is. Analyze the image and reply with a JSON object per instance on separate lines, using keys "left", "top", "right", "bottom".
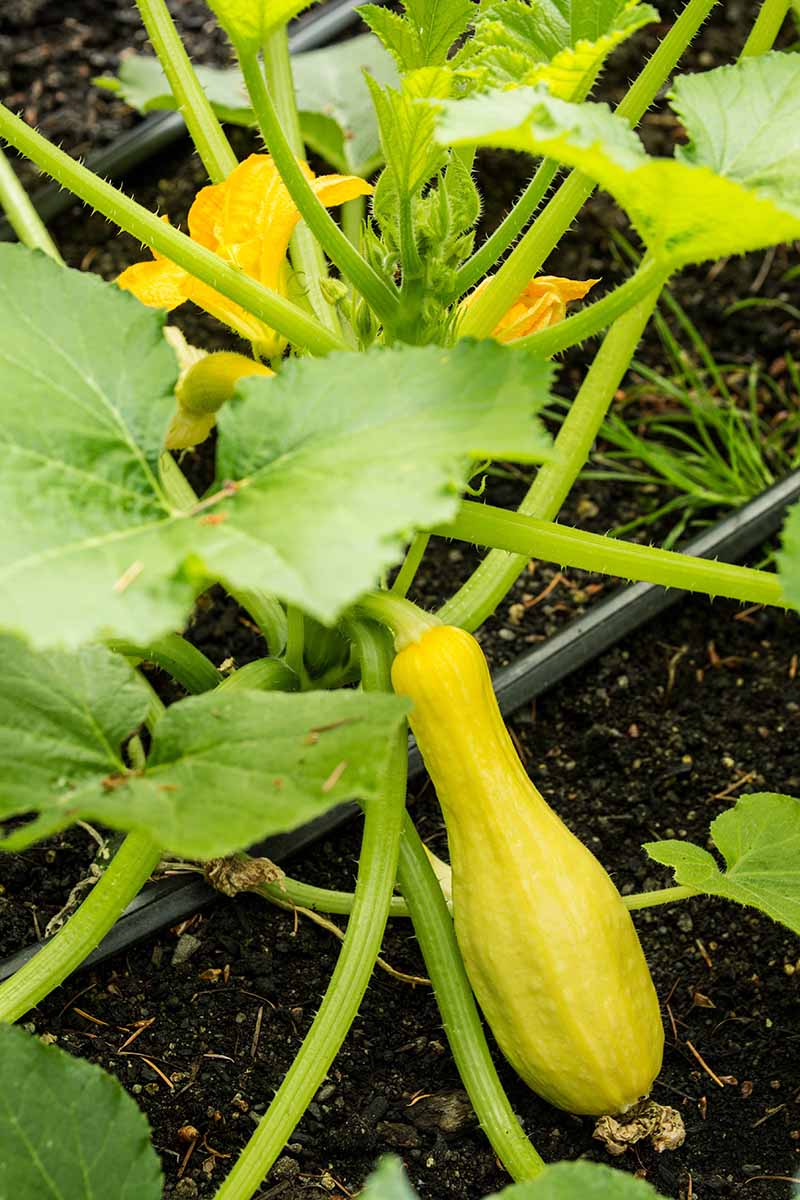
{"left": 356, "top": 591, "right": 441, "bottom": 650}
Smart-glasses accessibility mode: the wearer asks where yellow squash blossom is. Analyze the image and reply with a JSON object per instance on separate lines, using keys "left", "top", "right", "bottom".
{"left": 117, "top": 154, "right": 372, "bottom": 357}
{"left": 462, "top": 274, "right": 598, "bottom": 344}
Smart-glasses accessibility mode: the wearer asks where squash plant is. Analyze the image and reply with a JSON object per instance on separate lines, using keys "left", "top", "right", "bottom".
{"left": 0, "top": 0, "right": 799, "bottom": 1195}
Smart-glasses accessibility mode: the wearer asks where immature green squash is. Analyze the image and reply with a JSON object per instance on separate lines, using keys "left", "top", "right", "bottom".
{"left": 392, "top": 625, "right": 664, "bottom": 1116}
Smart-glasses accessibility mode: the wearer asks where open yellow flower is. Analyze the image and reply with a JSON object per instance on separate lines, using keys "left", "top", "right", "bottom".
{"left": 462, "top": 274, "right": 599, "bottom": 344}
{"left": 117, "top": 154, "right": 372, "bottom": 357}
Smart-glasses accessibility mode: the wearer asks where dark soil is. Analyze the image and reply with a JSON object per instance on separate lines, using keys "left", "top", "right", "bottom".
{"left": 1, "top": 3, "right": 799, "bottom": 1200}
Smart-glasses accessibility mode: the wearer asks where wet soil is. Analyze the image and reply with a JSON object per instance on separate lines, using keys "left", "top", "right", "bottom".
{"left": 1, "top": 3, "right": 799, "bottom": 1199}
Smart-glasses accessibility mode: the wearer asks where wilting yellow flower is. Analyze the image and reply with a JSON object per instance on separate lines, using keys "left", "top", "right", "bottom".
{"left": 117, "top": 154, "right": 372, "bottom": 357}
{"left": 462, "top": 274, "right": 598, "bottom": 344}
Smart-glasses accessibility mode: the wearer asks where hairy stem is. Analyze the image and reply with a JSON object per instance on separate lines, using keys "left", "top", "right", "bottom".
{"left": 262, "top": 28, "right": 340, "bottom": 335}
{"left": 0, "top": 102, "right": 346, "bottom": 356}
{"left": 0, "top": 833, "right": 162, "bottom": 1023}
{"left": 453, "top": 159, "right": 559, "bottom": 301}
{"left": 439, "top": 288, "right": 662, "bottom": 630}
{"left": 135, "top": 0, "right": 237, "bottom": 182}
{"left": 0, "top": 144, "right": 62, "bottom": 261}
{"left": 238, "top": 52, "right": 401, "bottom": 330}
{"left": 741, "top": 0, "right": 791, "bottom": 56}
{"left": 433, "top": 501, "right": 785, "bottom": 608}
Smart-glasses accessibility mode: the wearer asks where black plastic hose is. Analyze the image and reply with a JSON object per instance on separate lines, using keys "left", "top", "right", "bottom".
{"left": 1, "top": 470, "right": 797, "bottom": 983}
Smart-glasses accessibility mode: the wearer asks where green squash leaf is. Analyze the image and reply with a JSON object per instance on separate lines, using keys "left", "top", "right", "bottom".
{"left": 497, "top": 1162, "right": 668, "bottom": 1197}
{"left": 455, "top": 0, "right": 657, "bottom": 100}
{"left": 644, "top": 792, "right": 800, "bottom": 934}
{"left": 120, "top": 689, "right": 408, "bottom": 857}
{"left": 360, "top": 0, "right": 474, "bottom": 72}
{"left": 0, "top": 245, "right": 203, "bottom": 648}
{"left": 97, "top": 35, "right": 398, "bottom": 175}
{"left": 778, "top": 500, "right": 800, "bottom": 612}
{"left": 205, "top": 0, "right": 317, "bottom": 52}
{"left": 0, "top": 1025, "right": 162, "bottom": 1200}
{"left": 361, "top": 1158, "right": 668, "bottom": 1200}
{"left": 207, "top": 341, "right": 553, "bottom": 625}
{"left": 0, "top": 636, "right": 150, "bottom": 847}
{"left": 361, "top": 1157, "right": 419, "bottom": 1199}
{"left": 437, "top": 52, "right": 800, "bottom": 266}
{"left": 1, "top": 643, "right": 408, "bottom": 856}
{"left": 0, "top": 249, "right": 552, "bottom": 644}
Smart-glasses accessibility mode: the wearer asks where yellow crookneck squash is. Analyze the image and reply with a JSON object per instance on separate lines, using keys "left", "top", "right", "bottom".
{"left": 391, "top": 624, "right": 664, "bottom": 1117}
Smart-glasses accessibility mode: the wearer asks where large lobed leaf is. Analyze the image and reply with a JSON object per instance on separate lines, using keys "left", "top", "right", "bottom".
{"left": 97, "top": 36, "right": 399, "bottom": 175}
{"left": 0, "top": 635, "right": 408, "bottom": 857}
{"left": 644, "top": 792, "right": 800, "bottom": 934}
{"left": 454, "top": 0, "right": 657, "bottom": 101}
{"left": 0, "top": 244, "right": 553, "bottom": 646}
{"left": 0, "top": 245, "right": 201, "bottom": 647}
{"left": 0, "top": 1025, "right": 162, "bottom": 1200}
{"left": 361, "top": 1157, "right": 668, "bottom": 1200}
{"left": 437, "top": 52, "right": 800, "bottom": 266}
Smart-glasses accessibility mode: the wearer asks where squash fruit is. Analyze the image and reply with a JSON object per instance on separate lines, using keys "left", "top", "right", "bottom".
{"left": 391, "top": 624, "right": 664, "bottom": 1116}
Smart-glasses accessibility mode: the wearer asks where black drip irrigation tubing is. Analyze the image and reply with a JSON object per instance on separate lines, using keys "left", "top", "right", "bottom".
{"left": 1, "top": 470, "right": 798, "bottom": 984}
{"left": 0, "top": 0, "right": 370, "bottom": 241}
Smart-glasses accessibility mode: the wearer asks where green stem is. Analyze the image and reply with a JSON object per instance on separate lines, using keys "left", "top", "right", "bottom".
{"left": 259, "top": 874, "right": 410, "bottom": 917}
{"left": 356, "top": 591, "right": 441, "bottom": 647}
{"left": 229, "top": 587, "right": 288, "bottom": 657}
{"left": 135, "top": 0, "right": 237, "bottom": 183}
{"left": 106, "top": 633, "right": 222, "bottom": 693}
{"left": 390, "top": 533, "right": 430, "bottom": 598}
{"left": 238, "top": 53, "right": 401, "bottom": 330}
{"left": 624, "top": 884, "right": 698, "bottom": 910}
{"left": 285, "top": 605, "right": 306, "bottom": 682}
{"left": 458, "top": 0, "right": 719, "bottom": 339}
{"left": 452, "top": 159, "right": 559, "bottom": 300}
{"left": 159, "top": 451, "right": 198, "bottom": 510}
{"left": 0, "top": 102, "right": 346, "bottom": 357}
{"left": 341, "top": 194, "right": 365, "bottom": 248}
{"left": 0, "top": 833, "right": 162, "bottom": 1023}
{"left": 398, "top": 816, "right": 545, "bottom": 1180}
{"left": 741, "top": 0, "right": 791, "bottom": 56}
{"left": 0, "top": 143, "right": 62, "bottom": 262}
{"left": 257, "top": 872, "right": 699, "bottom": 918}
{"left": 439, "top": 288, "right": 661, "bottom": 630}
{"left": 213, "top": 737, "right": 407, "bottom": 1200}
{"left": 433, "top": 501, "right": 785, "bottom": 608}
{"left": 262, "top": 28, "right": 340, "bottom": 336}
{"left": 512, "top": 259, "right": 669, "bottom": 357}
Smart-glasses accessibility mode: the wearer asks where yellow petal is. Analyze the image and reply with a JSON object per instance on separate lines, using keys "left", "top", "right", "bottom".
{"left": 311, "top": 173, "right": 373, "bottom": 209}
{"left": 116, "top": 257, "right": 190, "bottom": 310}
{"left": 188, "top": 183, "right": 225, "bottom": 252}
{"left": 460, "top": 274, "right": 598, "bottom": 343}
